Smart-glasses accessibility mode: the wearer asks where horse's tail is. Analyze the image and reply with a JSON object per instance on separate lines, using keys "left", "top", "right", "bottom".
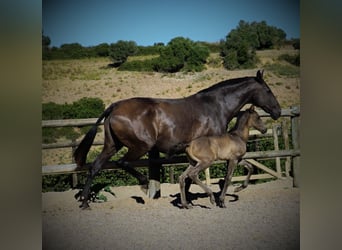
{"left": 73, "top": 104, "right": 114, "bottom": 167}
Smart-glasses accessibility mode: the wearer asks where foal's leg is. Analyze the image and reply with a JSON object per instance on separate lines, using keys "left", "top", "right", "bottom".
{"left": 179, "top": 164, "right": 194, "bottom": 209}
{"left": 234, "top": 160, "right": 253, "bottom": 192}
{"left": 219, "top": 159, "right": 238, "bottom": 208}
{"left": 187, "top": 162, "right": 215, "bottom": 206}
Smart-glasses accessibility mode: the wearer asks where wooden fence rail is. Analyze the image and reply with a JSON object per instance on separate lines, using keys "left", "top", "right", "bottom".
{"left": 42, "top": 107, "right": 300, "bottom": 190}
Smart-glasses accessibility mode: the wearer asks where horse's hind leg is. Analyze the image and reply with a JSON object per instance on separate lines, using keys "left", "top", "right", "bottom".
{"left": 79, "top": 119, "right": 118, "bottom": 209}
{"left": 79, "top": 142, "right": 116, "bottom": 209}
{"left": 234, "top": 160, "right": 253, "bottom": 192}
{"left": 118, "top": 146, "right": 150, "bottom": 193}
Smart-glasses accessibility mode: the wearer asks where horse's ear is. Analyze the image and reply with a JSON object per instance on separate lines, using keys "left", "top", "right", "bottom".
{"left": 256, "top": 70, "right": 264, "bottom": 80}
{"left": 249, "top": 105, "right": 255, "bottom": 112}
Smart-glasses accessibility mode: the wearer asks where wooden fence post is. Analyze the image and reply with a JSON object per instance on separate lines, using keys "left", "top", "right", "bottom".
{"left": 71, "top": 138, "right": 78, "bottom": 188}
{"left": 291, "top": 106, "right": 300, "bottom": 187}
{"left": 205, "top": 168, "right": 211, "bottom": 185}
{"left": 282, "top": 120, "right": 291, "bottom": 177}
{"left": 169, "top": 167, "right": 175, "bottom": 184}
{"left": 272, "top": 124, "right": 282, "bottom": 178}
{"left": 148, "top": 149, "right": 161, "bottom": 199}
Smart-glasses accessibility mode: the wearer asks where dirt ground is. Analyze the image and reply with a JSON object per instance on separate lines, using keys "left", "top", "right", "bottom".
{"left": 42, "top": 178, "right": 299, "bottom": 250}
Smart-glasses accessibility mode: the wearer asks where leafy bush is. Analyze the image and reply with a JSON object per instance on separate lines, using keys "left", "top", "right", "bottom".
{"left": 153, "top": 37, "right": 209, "bottom": 73}
{"left": 278, "top": 53, "right": 300, "bottom": 66}
{"left": 264, "top": 63, "right": 300, "bottom": 77}
{"left": 42, "top": 97, "right": 105, "bottom": 143}
{"left": 221, "top": 20, "right": 286, "bottom": 70}
{"left": 42, "top": 97, "right": 104, "bottom": 120}
{"left": 292, "top": 38, "right": 300, "bottom": 50}
{"left": 42, "top": 174, "right": 72, "bottom": 192}
{"left": 118, "top": 58, "right": 156, "bottom": 72}
{"left": 117, "top": 37, "right": 210, "bottom": 73}
{"left": 109, "top": 40, "right": 138, "bottom": 67}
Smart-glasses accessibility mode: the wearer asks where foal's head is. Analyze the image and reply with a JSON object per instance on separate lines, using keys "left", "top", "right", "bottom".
{"left": 244, "top": 105, "right": 267, "bottom": 134}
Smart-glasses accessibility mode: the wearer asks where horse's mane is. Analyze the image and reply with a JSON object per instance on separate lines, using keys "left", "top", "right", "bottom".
{"left": 196, "top": 76, "right": 253, "bottom": 94}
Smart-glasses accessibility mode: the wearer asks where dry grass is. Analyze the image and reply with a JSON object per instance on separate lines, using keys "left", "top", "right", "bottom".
{"left": 42, "top": 48, "right": 300, "bottom": 165}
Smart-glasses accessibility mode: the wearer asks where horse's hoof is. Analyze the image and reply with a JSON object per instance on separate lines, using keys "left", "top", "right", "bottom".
{"left": 79, "top": 203, "right": 90, "bottom": 210}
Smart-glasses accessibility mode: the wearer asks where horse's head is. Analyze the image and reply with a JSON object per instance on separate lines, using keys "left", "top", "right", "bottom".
{"left": 246, "top": 105, "right": 267, "bottom": 134}
{"left": 251, "top": 70, "right": 281, "bottom": 120}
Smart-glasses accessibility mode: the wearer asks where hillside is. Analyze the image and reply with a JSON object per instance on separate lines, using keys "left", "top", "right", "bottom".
{"left": 42, "top": 48, "right": 300, "bottom": 108}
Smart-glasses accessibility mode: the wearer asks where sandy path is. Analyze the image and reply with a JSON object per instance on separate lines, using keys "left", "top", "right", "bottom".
{"left": 43, "top": 178, "right": 299, "bottom": 250}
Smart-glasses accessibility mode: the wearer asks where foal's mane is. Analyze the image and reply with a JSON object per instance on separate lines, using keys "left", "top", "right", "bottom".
{"left": 228, "top": 111, "right": 250, "bottom": 134}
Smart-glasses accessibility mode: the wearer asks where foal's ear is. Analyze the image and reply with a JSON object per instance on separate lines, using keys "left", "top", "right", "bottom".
{"left": 249, "top": 105, "right": 255, "bottom": 112}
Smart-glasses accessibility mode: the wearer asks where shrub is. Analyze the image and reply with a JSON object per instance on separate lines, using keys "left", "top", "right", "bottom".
{"left": 153, "top": 37, "right": 209, "bottom": 73}
{"left": 278, "top": 53, "right": 300, "bottom": 66}
{"left": 264, "top": 63, "right": 300, "bottom": 77}
{"left": 109, "top": 40, "right": 138, "bottom": 67}
{"left": 42, "top": 97, "right": 105, "bottom": 143}
{"left": 221, "top": 20, "right": 286, "bottom": 70}
{"left": 119, "top": 58, "right": 155, "bottom": 72}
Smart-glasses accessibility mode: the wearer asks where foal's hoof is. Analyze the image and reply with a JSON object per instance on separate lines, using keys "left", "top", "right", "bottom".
{"left": 181, "top": 203, "right": 193, "bottom": 209}
{"left": 234, "top": 186, "right": 245, "bottom": 193}
{"left": 140, "top": 184, "right": 148, "bottom": 195}
{"left": 209, "top": 195, "right": 215, "bottom": 205}
{"left": 218, "top": 201, "right": 226, "bottom": 208}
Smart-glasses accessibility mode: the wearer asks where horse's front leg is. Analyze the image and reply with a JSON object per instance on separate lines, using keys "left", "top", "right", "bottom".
{"left": 219, "top": 159, "right": 238, "bottom": 208}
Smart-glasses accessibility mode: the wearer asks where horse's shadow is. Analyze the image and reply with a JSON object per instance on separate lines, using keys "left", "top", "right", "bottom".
{"left": 170, "top": 179, "right": 239, "bottom": 209}
{"left": 74, "top": 183, "right": 116, "bottom": 203}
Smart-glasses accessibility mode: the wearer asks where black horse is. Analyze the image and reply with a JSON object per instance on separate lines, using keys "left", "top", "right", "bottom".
{"left": 74, "top": 70, "right": 281, "bottom": 209}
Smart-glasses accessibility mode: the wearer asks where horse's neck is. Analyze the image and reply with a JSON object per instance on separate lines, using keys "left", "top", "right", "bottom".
{"left": 204, "top": 82, "right": 255, "bottom": 120}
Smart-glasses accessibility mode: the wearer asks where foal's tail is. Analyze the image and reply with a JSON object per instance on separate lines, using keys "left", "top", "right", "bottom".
{"left": 73, "top": 104, "right": 114, "bottom": 167}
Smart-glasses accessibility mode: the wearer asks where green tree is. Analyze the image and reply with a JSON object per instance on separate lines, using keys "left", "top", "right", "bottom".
{"left": 57, "top": 43, "right": 90, "bottom": 59}
{"left": 42, "top": 33, "right": 51, "bottom": 60}
{"left": 292, "top": 38, "right": 300, "bottom": 50}
{"left": 93, "top": 43, "right": 110, "bottom": 57}
{"left": 109, "top": 40, "right": 138, "bottom": 67}
{"left": 221, "top": 21, "right": 258, "bottom": 69}
{"left": 153, "top": 37, "right": 209, "bottom": 73}
{"left": 221, "top": 20, "right": 286, "bottom": 70}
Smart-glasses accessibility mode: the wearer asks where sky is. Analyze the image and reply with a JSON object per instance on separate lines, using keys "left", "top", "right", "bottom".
{"left": 43, "top": 0, "right": 299, "bottom": 47}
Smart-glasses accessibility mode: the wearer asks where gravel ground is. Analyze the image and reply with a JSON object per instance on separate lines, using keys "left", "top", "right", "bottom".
{"left": 42, "top": 178, "right": 299, "bottom": 250}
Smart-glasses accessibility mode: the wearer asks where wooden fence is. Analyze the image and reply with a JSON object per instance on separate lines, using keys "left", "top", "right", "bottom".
{"left": 42, "top": 106, "right": 300, "bottom": 195}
